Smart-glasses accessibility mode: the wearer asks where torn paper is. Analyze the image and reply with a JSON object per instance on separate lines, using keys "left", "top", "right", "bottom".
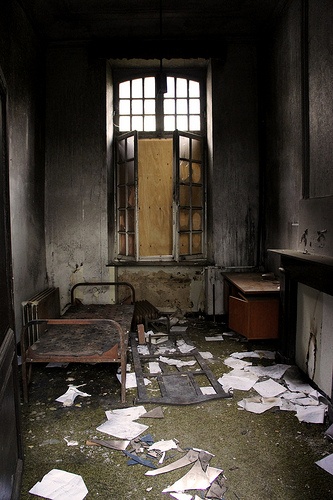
{"left": 218, "top": 368, "right": 258, "bottom": 392}
{"left": 56, "top": 385, "right": 91, "bottom": 407}
{"left": 315, "top": 453, "right": 333, "bottom": 475}
{"left": 29, "top": 469, "right": 88, "bottom": 500}
{"left": 163, "top": 461, "right": 223, "bottom": 493}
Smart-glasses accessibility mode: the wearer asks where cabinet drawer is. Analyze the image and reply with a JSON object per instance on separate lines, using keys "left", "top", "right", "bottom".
{"left": 229, "top": 295, "right": 279, "bottom": 340}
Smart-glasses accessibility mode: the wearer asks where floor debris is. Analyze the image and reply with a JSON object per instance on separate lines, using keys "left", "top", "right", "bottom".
{"left": 29, "top": 469, "right": 88, "bottom": 500}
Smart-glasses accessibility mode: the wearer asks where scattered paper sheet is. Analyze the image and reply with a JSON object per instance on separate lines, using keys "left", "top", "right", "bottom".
{"left": 231, "top": 350, "right": 275, "bottom": 360}
{"left": 29, "top": 469, "right": 88, "bottom": 500}
{"left": 163, "top": 461, "right": 223, "bottom": 492}
{"left": 238, "top": 396, "right": 281, "bottom": 414}
{"left": 97, "top": 406, "right": 149, "bottom": 440}
{"left": 245, "top": 363, "right": 291, "bottom": 379}
{"left": 199, "top": 351, "right": 213, "bottom": 359}
{"left": 315, "top": 453, "right": 333, "bottom": 475}
{"left": 295, "top": 404, "right": 327, "bottom": 423}
{"left": 56, "top": 385, "right": 91, "bottom": 406}
{"left": 146, "top": 450, "right": 200, "bottom": 476}
{"left": 177, "top": 339, "right": 196, "bottom": 353}
{"left": 116, "top": 372, "right": 151, "bottom": 388}
{"left": 205, "top": 335, "right": 224, "bottom": 341}
{"left": 149, "top": 361, "right": 162, "bottom": 373}
{"left": 200, "top": 386, "right": 217, "bottom": 395}
{"left": 159, "top": 356, "right": 196, "bottom": 368}
{"left": 283, "top": 366, "right": 314, "bottom": 394}
{"left": 253, "top": 379, "right": 287, "bottom": 398}
{"left": 148, "top": 439, "right": 179, "bottom": 452}
{"left": 224, "top": 357, "right": 252, "bottom": 370}
{"left": 218, "top": 368, "right": 258, "bottom": 391}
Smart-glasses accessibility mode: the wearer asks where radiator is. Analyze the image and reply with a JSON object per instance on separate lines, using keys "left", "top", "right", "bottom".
{"left": 22, "top": 287, "right": 60, "bottom": 344}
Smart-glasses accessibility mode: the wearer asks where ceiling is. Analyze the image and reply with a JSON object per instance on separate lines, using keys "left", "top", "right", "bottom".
{"left": 19, "top": 0, "right": 287, "bottom": 58}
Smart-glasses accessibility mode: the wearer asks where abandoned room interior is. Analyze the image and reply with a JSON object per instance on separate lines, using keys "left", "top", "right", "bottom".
{"left": 1, "top": 0, "right": 333, "bottom": 499}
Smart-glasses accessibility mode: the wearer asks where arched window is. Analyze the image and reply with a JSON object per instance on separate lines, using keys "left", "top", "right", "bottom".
{"left": 112, "top": 70, "right": 206, "bottom": 263}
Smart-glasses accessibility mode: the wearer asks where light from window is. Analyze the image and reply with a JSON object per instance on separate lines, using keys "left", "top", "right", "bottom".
{"left": 118, "top": 75, "right": 201, "bottom": 133}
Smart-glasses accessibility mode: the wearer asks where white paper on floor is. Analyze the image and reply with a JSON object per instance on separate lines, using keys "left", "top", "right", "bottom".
{"left": 245, "top": 363, "right": 291, "bottom": 379}
{"left": 116, "top": 372, "right": 151, "bottom": 388}
{"left": 56, "top": 385, "right": 91, "bottom": 406}
{"left": 238, "top": 396, "right": 281, "bottom": 414}
{"left": 253, "top": 379, "right": 287, "bottom": 398}
{"left": 177, "top": 339, "right": 196, "bottom": 353}
{"left": 159, "top": 356, "right": 196, "bottom": 368}
{"left": 231, "top": 350, "right": 275, "bottom": 360}
{"left": 315, "top": 453, "right": 333, "bottom": 475}
{"left": 96, "top": 405, "right": 149, "bottom": 440}
{"left": 162, "top": 460, "right": 223, "bottom": 493}
{"left": 295, "top": 404, "right": 327, "bottom": 424}
{"left": 29, "top": 469, "right": 88, "bottom": 500}
{"left": 199, "top": 351, "right": 213, "bottom": 359}
{"left": 218, "top": 368, "right": 259, "bottom": 391}
{"left": 148, "top": 361, "right": 162, "bottom": 373}
{"left": 205, "top": 335, "right": 224, "bottom": 341}
{"left": 200, "top": 386, "right": 217, "bottom": 395}
{"left": 224, "top": 357, "right": 252, "bottom": 370}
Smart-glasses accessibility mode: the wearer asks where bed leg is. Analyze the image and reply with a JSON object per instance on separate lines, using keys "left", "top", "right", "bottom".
{"left": 21, "top": 361, "right": 29, "bottom": 403}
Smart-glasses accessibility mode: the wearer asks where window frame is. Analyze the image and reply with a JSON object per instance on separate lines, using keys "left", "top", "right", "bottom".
{"left": 111, "top": 67, "right": 207, "bottom": 265}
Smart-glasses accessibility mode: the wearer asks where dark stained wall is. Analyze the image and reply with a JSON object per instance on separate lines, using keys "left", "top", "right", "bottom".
{"left": 0, "top": 0, "right": 47, "bottom": 336}
{"left": 263, "top": 0, "right": 333, "bottom": 271}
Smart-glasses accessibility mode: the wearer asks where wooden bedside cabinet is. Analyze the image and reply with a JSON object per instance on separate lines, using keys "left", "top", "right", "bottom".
{"left": 223, "top": 272, "right": 280, "bottom": 340}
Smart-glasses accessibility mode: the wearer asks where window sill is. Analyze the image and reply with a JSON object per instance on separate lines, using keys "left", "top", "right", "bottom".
{"left": 107, "top": 260, "right": 213, "bottom": 267}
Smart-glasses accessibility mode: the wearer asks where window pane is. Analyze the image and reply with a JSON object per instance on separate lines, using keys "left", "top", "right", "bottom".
{"left": 119, "top": 99, "right": 130, "bottom": 114}
{"left": 177, "top": 99, "right": 188, "bottom": 114}
{"left": 179, "top": 233, "right": 190, "bottom": 255}
{"left": 192, "top": 139, "right": 201, "bottom": 161}
{"left": 192, "top": 162, "right": 202, "bottom": 183}
{"left": 179, "top": 136, "right": 190, "bottom": 158}
{"left": 179, "top": 161, "right": 190, "bottom": 181}
{"left": 177, "top": 115, "right": 188, "bottom": 130}
{"left": 127, "top": 137, "right": 135, "bottom": 158}
{"left": 119, "top": 81, "right": 130, "bottom": 98}
{"left": 144, "top": 77, "right": 155, "bottom": 98}
{"left": 165, "top": 77, "right": 175, "bottom": 97}
{"left": 164, "top": 115, "right": 175, "bottom": 131}
{"left": 189, "top": 115, "right": 201, "bottom": 131}
{"left": 144, "top": 115, "right": 156, "bottom": 131}
{"left": 128, "top": 185, "right": 135, "bottom": 206}
{"left": 189, "top": 98, "right": 200, "bottom": 114}
{"left": 179, "top": 210, "right": 190, "bottom": 230}
{"left": 132, "top": 99, "right": 143, "bottom": 115}
{"left": 176, "top": 78, "right": 187, "bottom": 97}
{"left": 117, "top": 140, "right": 126, "bottom": 162}
{"left": 192, "top": 233, "right": 202, "bottom": 254}
{"left": 192, "top": 186, "right": 203, "bottom": 205}
{"left": 164, "top": 98, "right": 175, "bottom": 115}
{"left": 192, "top": 211, "right": 202, "bottom": 230}
{"left": 132, "top": 78, "right": 143, "bottom": 98}
{"left": 189, "top": 80, "right": 200, "bottom": 97}
{"left": 128, "top": 209, "right": 135, "bottom": 231}
{"left": 119, "top": 233, "right": 126, "bottom": 254}
{"left": 119, "top": 116, "right": 130, "bottom": 131}
{"left": 118, "top": 188, "right": 126, "bottom": 208}
{"left": 132, "top": 115, "right": 143, "bottom": 131}
{"left": 180, "top": 185, "right": 191, "bottom": 205}
{"left": 128, "top": 234, "right": 135, "bottom": 256}
{"left": 144, "top": 99, "right": 155, "bottom": 114}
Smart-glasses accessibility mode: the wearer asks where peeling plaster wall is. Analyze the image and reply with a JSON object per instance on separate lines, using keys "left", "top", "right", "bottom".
{"left": 0, "top": 1, "right": 47, "bottom": 338}
{"left": 117, "top": 266, "right": 205, "bottom": 314}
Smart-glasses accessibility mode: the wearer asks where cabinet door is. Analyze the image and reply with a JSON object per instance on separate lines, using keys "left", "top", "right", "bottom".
{"left": 229, "top": 295, "right": 249, "bottom": 337}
